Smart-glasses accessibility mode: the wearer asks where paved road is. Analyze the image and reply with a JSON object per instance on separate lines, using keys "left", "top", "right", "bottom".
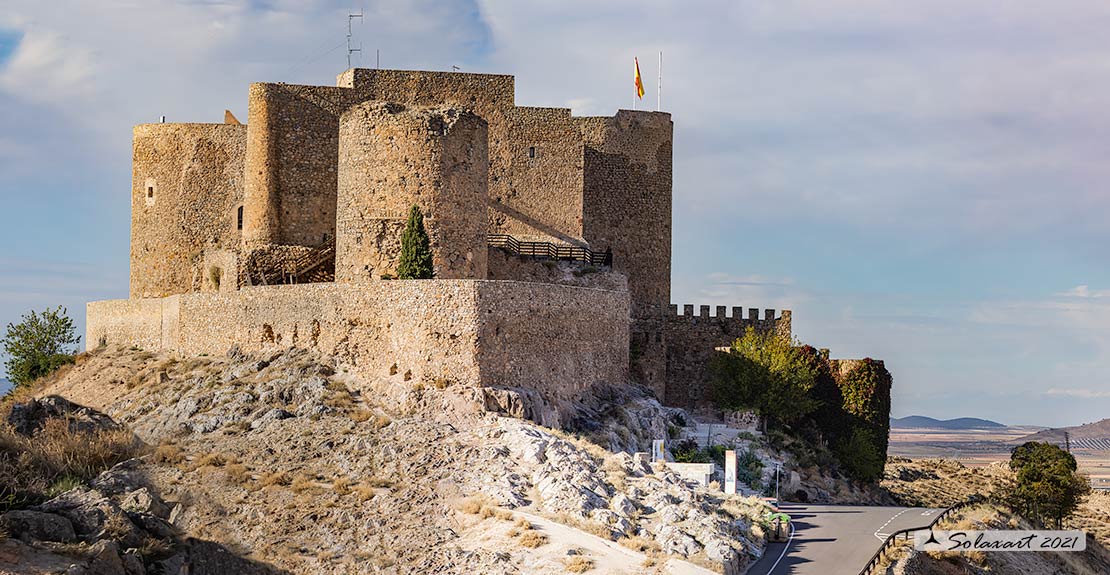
{"left": 747, "top": 504, "right": 944, "bottom": 575}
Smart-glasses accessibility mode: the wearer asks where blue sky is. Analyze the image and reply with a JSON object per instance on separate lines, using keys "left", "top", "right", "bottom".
{"left": 2, "top": 0, "right": 1110, "bottom": 427}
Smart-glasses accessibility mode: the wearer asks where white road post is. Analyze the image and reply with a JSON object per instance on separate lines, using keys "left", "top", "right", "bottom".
{"left": 724, "top": 450, "right": 737, "bottom": 495}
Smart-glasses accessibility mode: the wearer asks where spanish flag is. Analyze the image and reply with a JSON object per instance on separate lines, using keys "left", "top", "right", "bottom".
{"left": 634, "top": 57, "right": 645, "bottom": 100}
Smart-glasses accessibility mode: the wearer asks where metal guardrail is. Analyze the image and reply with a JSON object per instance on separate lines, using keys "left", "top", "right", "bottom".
{"left": 488, "top": 234, "right": 612, "bottom": 266}
{"left": 858, "top": 497, "right": 983, "bottom": 575}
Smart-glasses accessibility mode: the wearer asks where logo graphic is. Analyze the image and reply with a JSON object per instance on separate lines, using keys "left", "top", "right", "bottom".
{"left": 914, "top": 530, "right": 1086, "bottom": 552}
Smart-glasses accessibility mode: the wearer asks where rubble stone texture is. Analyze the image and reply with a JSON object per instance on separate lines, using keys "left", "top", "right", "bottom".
{"left": 336, "top": 103, "right": 489, "bottom": 281}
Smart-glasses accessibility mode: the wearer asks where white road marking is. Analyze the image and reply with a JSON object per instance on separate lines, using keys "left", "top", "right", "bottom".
{"left": 921, "top": 510, "right": 937, "bottom": 516}
{"left": 875, "top": 509, "right": 912, "bottom": 540}
{"left": 766, "top": 522, "right": 796, "bottom": 574}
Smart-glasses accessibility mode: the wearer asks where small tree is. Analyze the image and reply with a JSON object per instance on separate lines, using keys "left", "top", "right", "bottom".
{"left": 396, "top": 205, "right": 433, "bottom": 279}
{"left": 2, "top": 306, "right": 80, "bottom": 388}
{"left": 710, "top": 327, "right": 818, "bottom": 432}
{"left": 1007, "top": 441, "right": 1090, "bottom": 528}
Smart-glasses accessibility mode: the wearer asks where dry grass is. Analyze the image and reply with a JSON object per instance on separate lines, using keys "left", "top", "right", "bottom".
{"left": 224, "top": 463, "right": 251, "bottom": 486}
{"left": 291, "top": 473, "right": 318, "bottom": 494}
{"left": 618, "top": 535, "right": 661, "bottom": 554}
{"left": 192, "top": 452, "right": 228, "bottom": 469}
{"left": 518, "top": 530, "right": 548, "bottom": 549}
{"left": 332, "top": 476, "right": 353, "bottom": 495}
{"left": 349, "top": 409, "right": 374, "bottom": 423}
{"left": 544, "top": 512, "right": 615, "bottom": 541}
{"left": 259, "top": 471, "right": 291, "bottom": 487}
{"left": 352, "top": 483, "right": 378, "bottom": 501}
{"left": 151, "top": 442, "right": 185, "bottom": 465}
{"left": 0, "top": 417, "right": 143, "bottom": 510}
{"left": 564, "top": 556, "right": 594, "bottom": 573}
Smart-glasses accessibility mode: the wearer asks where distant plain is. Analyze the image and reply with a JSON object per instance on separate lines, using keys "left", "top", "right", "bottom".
{"left": 888, "top": 426, "right": 1110, "bottom": 488}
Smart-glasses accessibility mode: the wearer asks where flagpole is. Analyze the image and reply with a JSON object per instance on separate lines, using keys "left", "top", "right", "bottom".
{"left": 657, "top": 50, "right": 662, "bottom": 112}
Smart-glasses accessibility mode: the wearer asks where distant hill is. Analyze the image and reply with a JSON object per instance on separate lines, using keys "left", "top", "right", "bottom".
{"left": 1018, "top": 418, "right": 1110, "bottom": 449}
{"left": 891, "top": 415, "right": 1006, "bottom": 429}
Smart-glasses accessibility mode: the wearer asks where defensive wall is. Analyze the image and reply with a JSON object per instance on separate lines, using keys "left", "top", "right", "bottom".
{"left": 87, "top": 280, "right": 629, "bottom": 407}
{"left": 663, "top": 305, "right": 792, "bottom": 410}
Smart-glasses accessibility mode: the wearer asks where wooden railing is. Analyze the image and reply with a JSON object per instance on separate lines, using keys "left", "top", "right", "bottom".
{"left": 488, "top": 234, "right": 612, "bottom": 266}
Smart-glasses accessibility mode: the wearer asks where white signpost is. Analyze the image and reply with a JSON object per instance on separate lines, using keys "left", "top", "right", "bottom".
{"left": 651, "top": 439, "right": 665, "bottom": 463}
{"left": 724, "top": 450, "right": 737, "bottom": 495}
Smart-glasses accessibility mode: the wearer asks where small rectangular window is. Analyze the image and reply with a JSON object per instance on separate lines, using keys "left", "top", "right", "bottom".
{"left": 237, "top": 206, "right": 243, "bottom": 230}
{"left": 528, "top": 146, "right": 536, "bottom": 158}
{"left": 147, "top": 186, "right": 154, "bottom": 198}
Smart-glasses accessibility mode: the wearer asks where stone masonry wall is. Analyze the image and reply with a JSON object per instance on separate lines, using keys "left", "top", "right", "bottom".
{"left": 475, "top": 281, "right": 630, "bottom": 404}
{"left": 578, "top": 111, "right": 674, "bottom": 394}
{"left": 130, "top": 123, "right": 246, "bottom": 299}
{"left": 493, "top": 107, "right": 586, "bottom": 243}
{"left": 87, "top": 281, "right": 629, "bottom": 405}
{"left": 336, "top": 103, "right": 489, "bottom": 281}
{"left": 336, "top": 70, "right": 590, "bottom": 245}
{"left": 242, "top": 83, "right": 355, "bottom": 249}
{"left": 664, "top": 306, "right": 792, "bottom": 410}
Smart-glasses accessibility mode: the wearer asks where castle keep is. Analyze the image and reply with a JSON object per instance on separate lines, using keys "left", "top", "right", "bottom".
{"left": 88, "top": 68, "right": 791, "bottom": 415}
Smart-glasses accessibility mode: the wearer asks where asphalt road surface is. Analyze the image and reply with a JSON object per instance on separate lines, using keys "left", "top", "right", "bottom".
{"left": 747, "top": 503, "right": 945, "bottom": 575}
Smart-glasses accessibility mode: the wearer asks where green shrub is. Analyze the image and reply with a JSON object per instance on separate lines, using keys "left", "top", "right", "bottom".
{"left": 2, "top": 306, "right": 79, "bottom": 388}
{"left": 396, "top": 205, "right": 433, "bottom": 279}
{"left": 671, "top": 438, "right": 710, "bottom": 463}
{"left": 710, "top": 328, "right": 818, "bottom": 432}
{"left": 736, "top": 449, "right": 764, "bottom": 487}
{"left": 834, "top": 428, "right": 884, "bottom": 482}
{"left": 1007, "top": 442, "right": 1090, "bottom": 528}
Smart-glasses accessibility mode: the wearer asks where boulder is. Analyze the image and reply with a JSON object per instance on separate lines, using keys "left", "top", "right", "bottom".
{"left": 83, "top": 540, "right": 126, "bottom": 575}
{"left": 6, "top": 395, "right": 119, "bottom": 436}
{"left": 0, "top": 509, "right": 76, "bottom": 543}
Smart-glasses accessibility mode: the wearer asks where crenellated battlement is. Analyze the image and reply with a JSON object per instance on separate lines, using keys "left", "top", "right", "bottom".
{"left": 667, "top": 304, "right": 788, "bottom": 322}
{"left": 661, "top": 303, "right": 793, "bottom": 409}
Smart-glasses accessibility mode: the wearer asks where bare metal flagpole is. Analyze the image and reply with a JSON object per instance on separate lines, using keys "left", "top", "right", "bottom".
{"left": 657, "top": 50, "right": 662, "bottom": 111}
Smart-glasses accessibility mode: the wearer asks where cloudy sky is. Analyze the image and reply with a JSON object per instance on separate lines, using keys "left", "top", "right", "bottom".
{"left": 2, "top": 0, "right": 1110, "bottom": 426}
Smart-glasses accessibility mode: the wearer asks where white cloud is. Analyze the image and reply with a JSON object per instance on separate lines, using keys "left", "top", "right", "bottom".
{"left": 1058, "top": 285, "right": 1110, "bottom": 299}
{"left": 1045, "top": 388, "right": 1110, "bottom": 399}
{"left": 0, "top": 27, "right": 97, "bottom": 105}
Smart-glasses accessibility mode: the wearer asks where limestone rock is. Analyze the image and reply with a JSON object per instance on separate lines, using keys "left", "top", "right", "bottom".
{"left": 0, "top": 509, "right": 77, "bottom": 543}
{"left": 6, "top": 395, "right": 120, "bottom": 436}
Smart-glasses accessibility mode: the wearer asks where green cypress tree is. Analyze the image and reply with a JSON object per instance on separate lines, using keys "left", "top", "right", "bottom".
{"left": 396, "top": 205, "right": 433, "bottom": 279}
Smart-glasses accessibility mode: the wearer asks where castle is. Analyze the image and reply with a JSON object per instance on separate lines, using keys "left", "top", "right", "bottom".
{"left": 87, "top": 68, "right": 792, "bottom": 417}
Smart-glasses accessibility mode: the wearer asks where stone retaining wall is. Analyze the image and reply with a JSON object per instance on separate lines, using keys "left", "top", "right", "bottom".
{"left": 87, "top": 281, "right": 629, "bottom": 403}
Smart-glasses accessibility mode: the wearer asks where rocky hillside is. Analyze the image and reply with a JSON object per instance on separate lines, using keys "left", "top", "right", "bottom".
{"left": 883, "top": 503, "right": 1110, "bottom": 575}
{"left": 1, "top": 346, "right": 776, "bottom": 574}
{"left": 883, "top": 456, "right": 1110, "bottom": 547}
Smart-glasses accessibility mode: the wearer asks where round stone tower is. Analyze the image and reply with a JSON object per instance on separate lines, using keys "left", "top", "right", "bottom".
{"left": 335, "top": 102, "right": 489, "bottom": 282}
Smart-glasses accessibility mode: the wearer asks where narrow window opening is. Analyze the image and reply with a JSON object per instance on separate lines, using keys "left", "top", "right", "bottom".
{"left": 528, "top": 146, "right": 536, "bottom": 158}
{"left": 147, "top": 186, "right": 154, "bottom": 198}
{"left": 236, "top": 206, "right": 244, "bottom": 230}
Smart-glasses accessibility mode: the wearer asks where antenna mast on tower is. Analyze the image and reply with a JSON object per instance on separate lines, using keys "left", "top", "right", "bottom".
{"left": 347, "top": 9, "right": 364, "bottom": 68}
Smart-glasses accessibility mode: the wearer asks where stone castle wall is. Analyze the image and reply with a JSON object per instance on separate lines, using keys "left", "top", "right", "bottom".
{"left": 578, "top": 111, "right": 674, "bottom": 394}
{"left": 664, "top": 305, "right": 792, "bottom": 410}
{"left": 242, "top": 83, "right": 353, "bottom": 249}
{"left": 88, "top": 281, "right": 629, "bottom": 404}
{"left": 336, "top": 103, "right": 489, "bottom": 281}
{"left": 130, "top": 123, "right": 246, "bottom": 299}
